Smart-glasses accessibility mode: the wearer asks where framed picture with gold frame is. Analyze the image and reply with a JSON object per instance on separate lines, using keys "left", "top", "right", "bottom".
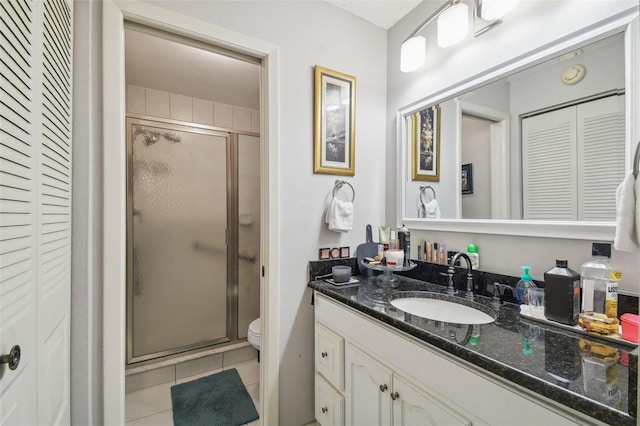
{"left": 313, "top": 66, "right": 356, "bottom": 176}
{"left": 411, "top": 105, "right": 440, "bottom": 181}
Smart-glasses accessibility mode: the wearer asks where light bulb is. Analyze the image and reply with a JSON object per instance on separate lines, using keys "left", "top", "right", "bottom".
{"left": 479, "top": 0, "right": 519, "bottom": 21}
{"left": 437, "top": 3, "right": 469, "bottom": 48}
{"left": 400, "top": 36, "right": 426, "bottom": 73}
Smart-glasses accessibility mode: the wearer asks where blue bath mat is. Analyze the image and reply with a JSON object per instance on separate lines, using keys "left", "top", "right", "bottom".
{"left": 171, "top": 368, "right": 259, "bottom": 426}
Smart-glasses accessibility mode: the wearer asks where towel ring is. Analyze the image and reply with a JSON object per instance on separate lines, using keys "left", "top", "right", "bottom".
{"left": 333, "top": 180, "right": 355, "bottom": 202}
{"left": 633, "top": 140, "right": 639, "bottom": 179}
{"left": 419, "top": 185, "right": 436, "bottom": 204}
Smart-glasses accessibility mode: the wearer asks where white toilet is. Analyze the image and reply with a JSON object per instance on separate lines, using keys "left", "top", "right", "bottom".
{"left": 248, "top": 318, "right": 261, "bottom": 361}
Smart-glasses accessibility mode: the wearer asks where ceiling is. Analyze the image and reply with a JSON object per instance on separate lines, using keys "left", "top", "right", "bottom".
{"left": 125, "top": 2, "right": 423, "bottom": 110}
{"left": 325, "top": 0, "right": 423, "bottom": 30}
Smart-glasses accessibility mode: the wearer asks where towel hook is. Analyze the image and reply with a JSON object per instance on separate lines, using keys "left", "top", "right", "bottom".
{"left": 633, "top": 140, "right": 639, "bottom": 179}
{"left": 333, "top": 180, "right": 355, "bottom": 202}
{"left": 419, "top": 185, "right": 436, "bottom": 204}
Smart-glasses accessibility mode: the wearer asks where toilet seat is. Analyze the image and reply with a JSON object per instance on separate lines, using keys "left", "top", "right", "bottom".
{"left": 248, "top": 318, "right": 261, "bottom": 350}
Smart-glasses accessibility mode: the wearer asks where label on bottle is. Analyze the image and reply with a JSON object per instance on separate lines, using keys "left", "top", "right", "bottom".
{"left": 572, "top": 279, "right": 581, "bottom": 320}
{"left": 605, "top": 281, "right": 618, "bottom": 319}
{"left": 610, "top": 270, "right": 622, "bottom": 281}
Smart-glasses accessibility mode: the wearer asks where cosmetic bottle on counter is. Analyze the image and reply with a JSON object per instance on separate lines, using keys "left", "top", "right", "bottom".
{"left": 398, "top": 224, "right": 411, "bottom": 266}
{"left": 581, "top": 243, "right": 621, "bottom": 317}
{"left": 544, "top": 260, "right": 581, "bottom": 326}
{"left": 438, "top": 244, "right": 446, "bottom": 264}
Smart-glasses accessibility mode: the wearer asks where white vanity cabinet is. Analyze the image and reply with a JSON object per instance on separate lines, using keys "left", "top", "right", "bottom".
{"left": 314, "top": 292, "right": 588, "bottom": 426}
{"left": 315, "top": 322, "right": 345, "bottom": 425}
{"left": 345, "top": 342, "right": 471, "bottom": 426}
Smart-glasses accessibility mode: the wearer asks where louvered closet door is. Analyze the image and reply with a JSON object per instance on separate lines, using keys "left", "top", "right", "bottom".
{"left": 522, "top": 107, "right": 577, "bottom": 220}
{"left": 577, "top": 95, "right": 625, "bottom": 221}
{"left": 0, "top": 0, "right": 72, "bottom": 423}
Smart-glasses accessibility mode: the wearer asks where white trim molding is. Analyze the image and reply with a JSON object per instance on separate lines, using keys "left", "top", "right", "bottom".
{"left": 102, "top": 1, "right": 280, "bottom": 424}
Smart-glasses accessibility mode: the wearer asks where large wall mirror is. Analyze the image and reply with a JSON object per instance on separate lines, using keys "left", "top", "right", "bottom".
{"left": 399, "top": 18, "right": 638, "bottom": 240}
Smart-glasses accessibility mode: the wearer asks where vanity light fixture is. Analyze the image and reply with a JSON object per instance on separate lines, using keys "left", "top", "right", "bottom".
{"left": 400, "top": 0, "right": 520, "bottom": 72}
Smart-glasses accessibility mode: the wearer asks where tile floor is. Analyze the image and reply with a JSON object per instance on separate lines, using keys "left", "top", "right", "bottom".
{"left": 125, "top": 359, "right": 261, "bottom": 426}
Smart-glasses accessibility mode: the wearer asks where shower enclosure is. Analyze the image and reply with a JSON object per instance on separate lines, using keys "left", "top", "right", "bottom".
{"left": 126, "top": 117, "right": 260, "bottom": 364}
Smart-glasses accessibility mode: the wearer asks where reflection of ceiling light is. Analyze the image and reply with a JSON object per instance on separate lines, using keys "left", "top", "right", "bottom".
{"left": 437, "top": 3, "right": 469, "bottom": 48}
{"left": 326, "top": 105, "right": 340, "bottom": 111}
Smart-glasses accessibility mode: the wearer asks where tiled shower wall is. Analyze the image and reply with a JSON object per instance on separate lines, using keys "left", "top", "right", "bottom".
{"left": 126, "top": 84, "right": 260, "bottom": 133}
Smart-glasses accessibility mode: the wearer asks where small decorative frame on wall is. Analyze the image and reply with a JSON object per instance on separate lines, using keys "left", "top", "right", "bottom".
{"left": 462, "top": 163, "right": 474, "bottom": 194}
{"left": 313, "top": 65, "right": 356, "bottom": 176}
{"left": 319, "top": 248, "right": 331, "bottom": 260}
{"left": 412, "top": 105, "right": 441, "bottom": 181}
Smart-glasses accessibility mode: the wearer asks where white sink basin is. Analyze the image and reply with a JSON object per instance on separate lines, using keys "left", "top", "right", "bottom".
{"left": 390, "top": 292, "right": 495, "bottom": 325}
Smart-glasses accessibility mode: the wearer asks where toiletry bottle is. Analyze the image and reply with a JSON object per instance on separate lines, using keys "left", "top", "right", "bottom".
{"left": 398, "top": 224, "right": 411, "bottom": 266}
{"left": 580, "top": 243, "right": 621, "bottom": 315}
{"left": 389, "top": 230, "right": 398, "bottom": 250}
{"left": 515, "top": 266, "right": 536, "bottom": 305}
{"left": 438, "top": 244, "right": 445, "bottom": 264}
{"left": 467, "top": 243, "right": 479, "bottom": 270}
{"left": 430, "top": 243, "right": 437, "bottom": 262}
{"left": 544, "top": 260, "right": 581, "bottom": 326}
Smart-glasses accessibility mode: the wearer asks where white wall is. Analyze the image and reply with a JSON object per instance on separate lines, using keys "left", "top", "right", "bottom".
{"left": 387, "top": 1, "right": 640, "bottom": 293}
{"left": 131, "top": 1, "right": 387, "bottom": 424}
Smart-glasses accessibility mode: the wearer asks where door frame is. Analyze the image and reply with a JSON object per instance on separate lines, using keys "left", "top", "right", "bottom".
{"left": 102, "top": 1, "right": 281, "bottom": 424}
{"left": 455, "top": 101, "right": 510, "bottom": 219}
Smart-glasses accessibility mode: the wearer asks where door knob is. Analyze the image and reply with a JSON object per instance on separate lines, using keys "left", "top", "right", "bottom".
{"left": 321, "top": 351, "right": 328, "bottom": 358}
{"left": 321, "top": 407, "right": 328, "bottom": 413}
{"left": 0, "top": 345, "right": 21, "bottom": 371}
{"left": 391, "top": 391, "right": 400, "bottom": 400}
{"left": 379, "top": 384, "right": 388, "bottom": 392}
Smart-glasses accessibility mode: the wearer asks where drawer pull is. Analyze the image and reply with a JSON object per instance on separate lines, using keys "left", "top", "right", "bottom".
{"left": 391, "top": 391, "right": 400, "bottom": 400}
{"left": 321, "top": 351, "right": 328, "bottom": 358}
{"left": 322, "top": 407, "right": 328, "bottom": 413}
{"left": 379, "top": 384, "right": 388, "bottom": 392}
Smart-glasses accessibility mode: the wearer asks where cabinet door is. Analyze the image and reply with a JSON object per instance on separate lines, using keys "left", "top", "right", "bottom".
{"left": 316, "top": 322, "right": 345, "bottom": 391}
{"left": 392, "top": 374, "right": 471, "bottom": 426}
{"left": 315, "top": 373, "right": 344, "bottom": 426}
{"left": 345, "top": 343, "right": 393, "bottom": 426}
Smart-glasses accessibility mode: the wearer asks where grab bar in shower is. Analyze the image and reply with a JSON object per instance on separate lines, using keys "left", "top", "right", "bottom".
{"left": 192, "top": 241, "right": 257, "bottom": 263}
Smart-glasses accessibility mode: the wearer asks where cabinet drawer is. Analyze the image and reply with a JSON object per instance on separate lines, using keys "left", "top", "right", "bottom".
{"left": 316, "top": 322, "right": 344, "bottom": 391}
{"left": 315, "top": 373, "right": 344, "bottom": 426}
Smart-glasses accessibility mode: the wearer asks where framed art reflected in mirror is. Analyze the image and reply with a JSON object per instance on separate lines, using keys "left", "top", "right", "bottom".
{"left": 461, "top": 163, "right": 473, "bottom": 195}
{"left": 412, "top": 105, "right": 440, "bottom": 181}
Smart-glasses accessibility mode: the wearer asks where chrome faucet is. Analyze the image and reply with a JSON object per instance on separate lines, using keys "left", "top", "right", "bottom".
{"left": 447, "top": 252, "right": 474, "bottom": 300}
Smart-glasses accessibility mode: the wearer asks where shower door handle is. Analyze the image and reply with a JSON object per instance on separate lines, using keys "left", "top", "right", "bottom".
{"left": 133, "top": 246, "right": 143, "bottom": 296}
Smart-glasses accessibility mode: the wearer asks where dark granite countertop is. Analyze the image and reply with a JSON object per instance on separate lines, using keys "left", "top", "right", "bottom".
{"left": 309, "top": 266, "right": 638, "bottom": 425}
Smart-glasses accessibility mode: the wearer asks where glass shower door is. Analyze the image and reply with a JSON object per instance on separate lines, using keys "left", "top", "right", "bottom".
{"left": 127, "top": 118, "right": 230, "bottom": 362}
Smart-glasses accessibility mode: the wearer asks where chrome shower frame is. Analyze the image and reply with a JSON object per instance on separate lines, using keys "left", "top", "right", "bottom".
{"left": 125, "top": 115, "right": 258, "bottom": 364}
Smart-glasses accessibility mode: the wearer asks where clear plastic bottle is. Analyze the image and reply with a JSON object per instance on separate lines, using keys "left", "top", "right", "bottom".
{"left": 515, "top": 266, "right": 536, "bottom": 305}
{"left": 581, "top": 243, "right": 621, "bottom": 316}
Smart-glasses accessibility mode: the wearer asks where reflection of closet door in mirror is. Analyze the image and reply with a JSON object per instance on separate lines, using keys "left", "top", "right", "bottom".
{"left": 522, "top": 95, "right": 625, "bottom": 221}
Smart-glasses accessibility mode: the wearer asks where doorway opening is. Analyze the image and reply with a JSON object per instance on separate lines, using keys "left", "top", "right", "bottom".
{"left": 124, "top": 25, "right": 261, "bottom": 364}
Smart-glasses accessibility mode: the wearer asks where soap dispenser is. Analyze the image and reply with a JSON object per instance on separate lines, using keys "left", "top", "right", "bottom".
{"left": 515, "top": 266, "right": 536, "bottom": 305}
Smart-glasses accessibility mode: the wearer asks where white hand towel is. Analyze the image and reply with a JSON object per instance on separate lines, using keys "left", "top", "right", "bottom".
{"left": 327, "top": 198, "right": 353, "bottom": 233}
{"left": 424, "top": 199, "right": 442, "bottom": 219}
{"left": 614, "top": 173, "right": 639, "bottom": 251}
